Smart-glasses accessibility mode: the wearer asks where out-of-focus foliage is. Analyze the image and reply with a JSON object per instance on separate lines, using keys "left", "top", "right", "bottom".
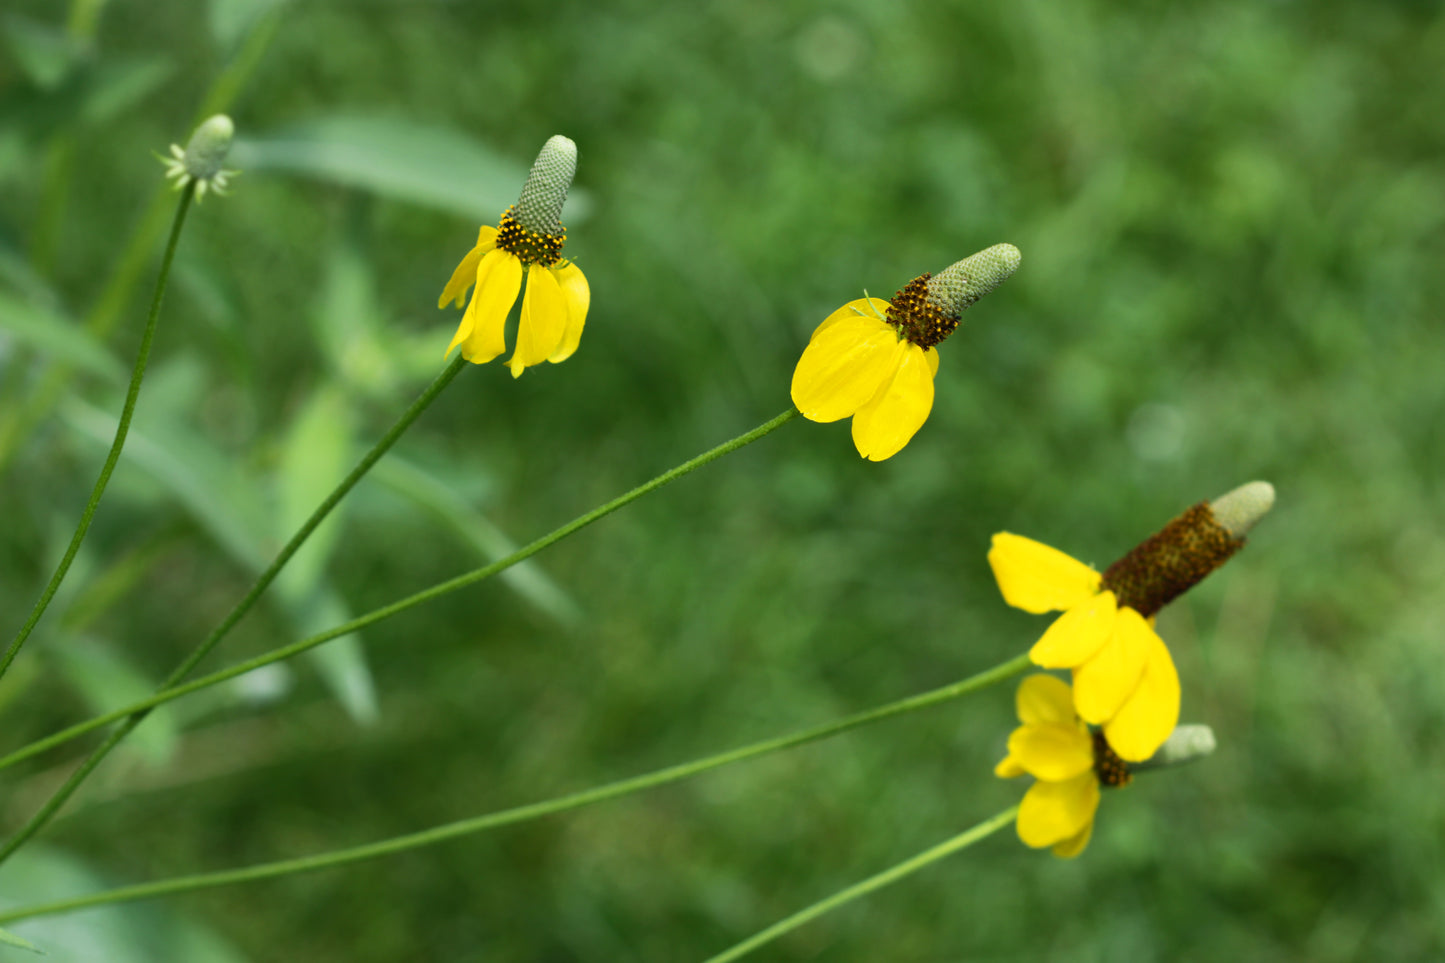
{"left": 0, "top": 0, "right": 1443, "bottom": 960}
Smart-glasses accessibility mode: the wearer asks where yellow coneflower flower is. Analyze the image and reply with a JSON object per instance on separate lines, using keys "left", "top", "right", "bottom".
{"left": 994, "top": 674, "right": 1127, "bottom": 858}
{"left": 988, "top": 482, "right": 1275, "bottom": 762}
{"left": 439, "top": 135, "right": 590, "bottom": 378}
{"left": 789, "top": 243, "right": 1020, "bottom": 461}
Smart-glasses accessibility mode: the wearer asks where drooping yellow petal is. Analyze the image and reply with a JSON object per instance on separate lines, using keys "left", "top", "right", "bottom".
{"left": 445, "top": 288, "right": 478, "bottom": 358}
{"left": 808, "top": 298, "right": 891, "bottom": 340}
{"left": 437, "top": 225, "right": 499, "bottom": 308}
{"left": 789, "top": 314, "right": 905, "bottom": 422}
{"left": 1029, "top": 590, "right": 1119, "bottom": 668}
{"left": 1015, "top": 673, "right": 1076, "bottom": 726}
{"left": 1071, "top": 605, "right": 1152, "bottom": 725}
{"left": 988, "top": 533, "right": 1103, "bottom": 615}
{"left": 461, "top": 249, "right": 522, "bottom": 364}
{"left": 924, "top": 346, "right": 939, "bottom": 376}
{"left": 507, "top": 263, "right": 569, "bottom": 378}
{"left": 547, "top": 260, "right": 590, "bottom": 363}
{"left": 1017, "top": 772, "right": 1099, "bottom": 849}
{"left": 1007, "top": 722, "right": 1094, "bottom": 781}
{"left": 994, "top": 754, "right": 1025, "bottom": 779}
{"left": 1104, "top": 627, "right": 1181, "bottom": 762}
{"left": 1051, "top": 818, "right": 1094, "bottom": 859}
{"left": 850, "top": 343, "right": 936, "bottom": 461}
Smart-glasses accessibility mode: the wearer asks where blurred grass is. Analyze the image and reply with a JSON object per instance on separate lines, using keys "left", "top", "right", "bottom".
{"left": 1, "top": 0, "right": 1444, "bottom": 960}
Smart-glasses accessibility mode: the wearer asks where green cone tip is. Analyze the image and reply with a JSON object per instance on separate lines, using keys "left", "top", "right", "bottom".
{"left": 183, "top": 115, "right": 235, "bottom": 181}
{"left": 515, "top": 134, "right": 577, "bottom": 236}
{"left": 1209, "top": 481, "right": 1275, "bottom": 538}
{"left": 1135, "top": 724, "right": 1216, "bottom": 771}
{"left": 926, "top": 243, "right": 1021, "bottom": 316}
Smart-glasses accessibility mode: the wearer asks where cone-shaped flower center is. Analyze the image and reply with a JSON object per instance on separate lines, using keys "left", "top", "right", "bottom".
{"left": 1100, "top": 502, "right": 1244, "bottom": 617}
{"left": 885, "top": 243, "right": 1023, "bottom": 349}
{"left": 1091, "top": 730, "right": 1132, "bottom": 788}
{"left": 886, "top": 273, "right": 958, "bottom": 348}
{"left": 496, "top": 207, "right": 565, "bottom": 266}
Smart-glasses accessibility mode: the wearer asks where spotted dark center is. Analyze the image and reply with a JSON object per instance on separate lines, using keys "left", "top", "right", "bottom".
{"left": 1092, "top": 730, "right": 1132, "bottom": 788}
{"left": 1100, "top": 502, "right": 1244, "bottom": 618}
{"left": 496, "top": 206, "right": 565, "bottom": 266}
{"left": 886, "top": 274, "right": 960, "bottom": 349}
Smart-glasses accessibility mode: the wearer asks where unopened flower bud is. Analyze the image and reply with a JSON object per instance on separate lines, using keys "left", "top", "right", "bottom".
{"left": 161, "top": 114, "right": 237, "bottom": 200}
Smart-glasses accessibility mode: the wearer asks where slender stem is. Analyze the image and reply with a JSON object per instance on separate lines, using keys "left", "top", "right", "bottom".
{"left": 0, "top": 189, "right": 194, "bottom": 684}
{"left": 704, "top": 806, "right": 1020, "bottom": 963}
{"left": 0, "top": 658, "right": 1027, "bottom": 924}
{"left": 0, "top": 409, "right": 801, "bottom": 775}
{"left": 0, "top": 355, "right": 467, "bottom": 866}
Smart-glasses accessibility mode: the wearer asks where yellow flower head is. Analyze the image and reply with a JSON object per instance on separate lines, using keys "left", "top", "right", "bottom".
{"left": 439, "top": 135, "right": 590, "bottom": 377}
{"left": 789, "top": 243, "right": 1020, "bottom": 461}
{"left": 995, "top": 674, "right": 1129, "bottom": 858}
{"left": 988, "top": 481, "right": 1275, "bottom": 762}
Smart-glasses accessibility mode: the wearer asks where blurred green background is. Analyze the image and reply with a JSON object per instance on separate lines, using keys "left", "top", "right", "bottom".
{"left": 2, "top": 0, "right": 1444, "bottom": 959}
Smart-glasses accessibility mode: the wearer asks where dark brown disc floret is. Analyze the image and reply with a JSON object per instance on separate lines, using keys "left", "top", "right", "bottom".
{"left": 1092, "top": 730, "right": 1133, "bottom": 788}
{"left": 886, "top": 273, "right": 961, "bottom": 349}
{"left": 1100, "top": 502, "right": 1245, "bottom": 618}
{"left": 496, "top": 206, "right": 565, "bottom": 266}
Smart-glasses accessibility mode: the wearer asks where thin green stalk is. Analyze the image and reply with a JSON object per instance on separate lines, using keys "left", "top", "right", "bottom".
{"left": 0, "top": 410, "right": 801, "bottom": 771}
{"left": 0, "top": 356, "right": 466, "bottom": 866}
{"left": 704, "top": 806, "right": 1020, "bottom": 963}
{"left": 0, "top": 658, "right": 1028, "bottom": 924}
{"left": 0, "top": 189, "right": 194, "bottom": 684}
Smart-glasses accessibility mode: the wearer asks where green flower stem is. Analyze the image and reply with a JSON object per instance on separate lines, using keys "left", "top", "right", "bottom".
{"left": 704, "top": 805, "right": 1020, "bottom": 963}
{"left": 0, "top": 354, "right": 467, "bottom": 867}
{"left": 0, "top": 656, "right": 1029, "bottom": 925}
{"left": 0, "top": 409, "right": 803, "bottom": 779}
{"left": 0, "top": 189, "right": 194, "bottom": 685}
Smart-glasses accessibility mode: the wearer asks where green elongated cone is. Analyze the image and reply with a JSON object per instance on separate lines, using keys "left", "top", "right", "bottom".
{"left": 926, "top": 243, "right": 1022, "bottom": 315}
{"left": 1133, "top": 724, "right": 1216, "bottom": 771}
{"left": 182, "top": 115, "right": 235, "bottom": 181}
{"left": 515, "top": 135, "right": 577, "bottom": 237}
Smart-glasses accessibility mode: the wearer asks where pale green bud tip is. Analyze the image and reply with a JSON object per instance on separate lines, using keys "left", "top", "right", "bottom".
{"left": 515, "top": 134, "right": 577, "bottom": 236}
{"left": 926, "top": 243, "right": 1021, "bottom": 316}
{"left": 1136, "top": 724, "right": 1217, "bottom": 771}
{"left": 1209, "top": 481, "right": 1275, "bottom": 538}
{"left": 162, "top": 114, "right": 236, "bottom": 199}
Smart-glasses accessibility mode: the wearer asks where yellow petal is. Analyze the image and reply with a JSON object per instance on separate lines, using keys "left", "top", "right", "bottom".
{"left": 1104, "top": 627, "right": 1181, "bottom": 762}
{"left": 1029, "top": 591, "right": 1119, "bottom": 668}
{"left": 1051, "top": 818, "right": 1094, "bottom": 859}
{"left": 1007, "top": 722, "right": 1094, "bottom": 781}
{"left": 547, "top": 260, "right": 590, "bottom": 363}
{"left": 987, "top": 533, "right": 1102, "bottom": 615}
{"left": 850, "top": 343, "right": 936, "bottom": 461}
{"left": 1017, "top": 772, "right": 1100, "bottom": 849}
{"left": 437, "top": 226, "right": 499, "bottom": 309}
{"left": 1015, "top": 673, "right": 1076, "bottom": 726}
{"left": 507, "top": 263, "right": 569, "bottom": 378}
{"left": 789, "top": 314, "right": 903, "bottom": 422}
{"left": 994, "top": 754, "right": 1025, "bottom": 779}
{"left": 808, "top": 298, "right": 891, "bottom": 340}
{"left": 444, "top": 291, "right": 477, "bottom": 358}
{"left": 924, "top": 347, "right": 939, "bottom": 376}
{"left": 1071, "top": 606, "right": 1152, "bottom": 725}
{"left": 461, "top": 249, "right": 522, "bottom": 364}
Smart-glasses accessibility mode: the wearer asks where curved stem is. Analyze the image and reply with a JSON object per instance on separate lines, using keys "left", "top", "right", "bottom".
{"left": 0, "top": 189, "right": 194, "bottom": 684}
{"left": 0, "top": 410, "right": 800, "bottom": 774}
{"left": 0, "top": 355, "right": 467, "bottom": 866}
{"left": 704, "top": 806, "right": 1020, "bottom": 963}
{"left": 0, "top": 656, "right": 1027, "bottom": 924}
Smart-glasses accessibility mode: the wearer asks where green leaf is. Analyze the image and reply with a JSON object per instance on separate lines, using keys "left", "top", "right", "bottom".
{"left": 230, "top": 116, "right": 591, "bottom": 222}
{"left": 372, "top": 458, "right": 580, "bottom": 626}
{"left": 0, "top": 291, "right": 124, "bottom": 383}
{"left": 79, "top": 57, "right": 174, "bottom": 126}
{"left": 0, "top": 14, "right": 84, "bottom": 90}
{"left": 208, "top": 0, "right": 288, "bottom": 51}
{"left": 277, "top": 585, "right": 378, "bottom": 725}
{"left": 274, "top": 384, "right": 356, "bottom": 595}
{"left": 51, "top": 639, "right": 180, "bottom": 766}
{"left": 0, "top": 926, "right": 43, "bottom": 953}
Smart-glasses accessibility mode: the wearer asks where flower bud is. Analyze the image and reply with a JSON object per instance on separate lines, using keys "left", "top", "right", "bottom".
{"left": 161, "top": 114, "right": 237, "bottom": 200}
